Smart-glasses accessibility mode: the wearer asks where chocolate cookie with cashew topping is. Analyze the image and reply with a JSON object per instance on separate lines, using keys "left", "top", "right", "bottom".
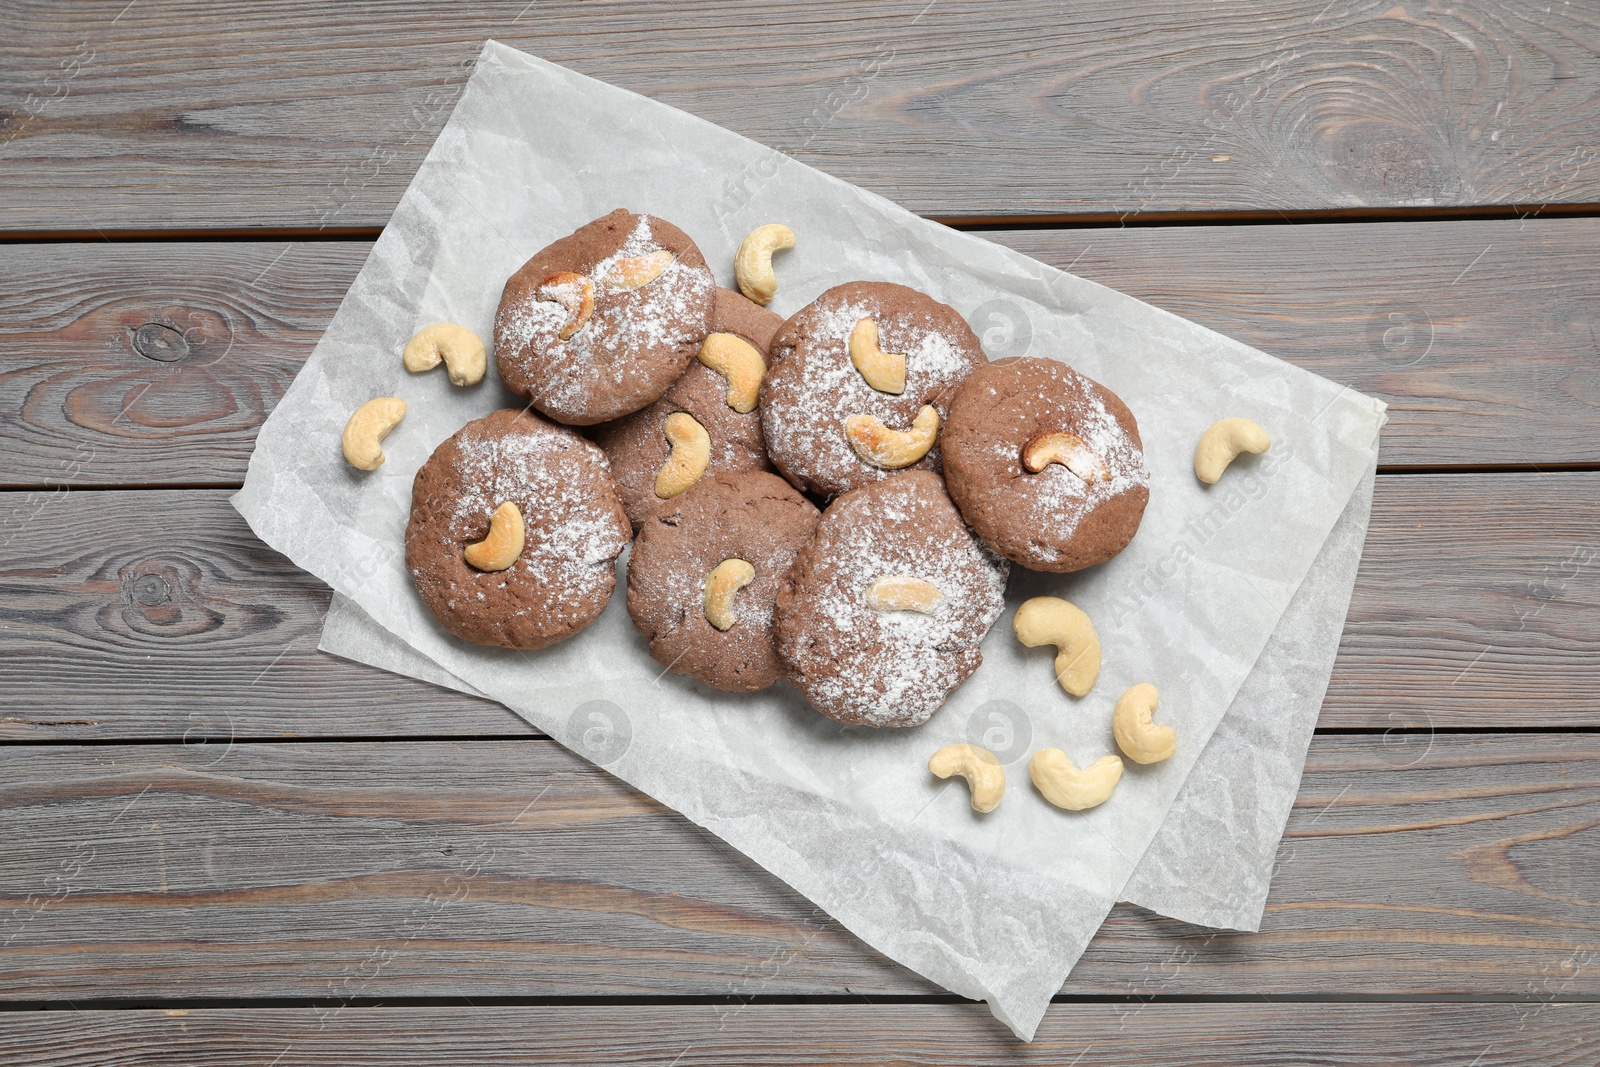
{"left": 760, "top": 282, "right": 987, "bottom": 499}
{"left": 775, "top": 470, "right": 1009, "bottom": 727}
{"left": 627, "top": 471, "right": 821, "bottom": 692}
{"left": 405, "top": 408, "right": 632, "bottom": 650}
{"left": 494, "top": 209, "right": 716, "bottom": 425}
{"left": 942, "top": 357, "right": 1150, "bottom": 572}
{"left": 590, "top": 288, "right": 782, "bottom": 530}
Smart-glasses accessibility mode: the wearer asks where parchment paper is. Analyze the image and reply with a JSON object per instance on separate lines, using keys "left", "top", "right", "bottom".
{"left": 321, "top": 450, "right": 1376, "bottom": 936}
{"left": 1118, "top": 456, "right": 1376, "bottom": 929}
{"left": 232, "top": 41, "right": 1386, "bottom": 1039}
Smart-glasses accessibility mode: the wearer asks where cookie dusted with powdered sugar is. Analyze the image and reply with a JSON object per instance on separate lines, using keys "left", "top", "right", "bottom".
{"left": 759, "top": 282, "right": 986, "bottom": 498}
{"left": 774, "top": 470, "right": 1009, "bottom": 728}
{"left": 591, "top": 288, "right": 781, "bottom": 530}
{"left": 627, "top": 471, "right": 821, "bottom": 692}
{"left": 405, "top": 408, "right": 631, "bottom": 650}
{"left": 494, "top": 209, "right": 716, "bottom": 425}
{"left": 942, "top": 357, "right": 1150, "bottom": 572}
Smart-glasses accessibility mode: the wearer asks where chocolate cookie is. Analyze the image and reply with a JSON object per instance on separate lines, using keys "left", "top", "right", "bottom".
{"left": 760, "top": 281, "right": 987, "bottom": 498}
{"left": 591, "top": 288, "right": 782, "bottom": 530}
{"left": 775, "top": 470, "right": 1009, "bottom": 727}
{"left": 405, "top": 408, "right": 632, "bottom": 649}
{"left": 708, "top": 285, "right": 784, "bottom": 353}
{"left": 494, "top": 209, "right": 716, "bottom": 425}
{"left": 942, "top": 357, "right": 1150, "bottom": 572}
{"left": 627, "top": 471, "right": 822, "bottom": 692}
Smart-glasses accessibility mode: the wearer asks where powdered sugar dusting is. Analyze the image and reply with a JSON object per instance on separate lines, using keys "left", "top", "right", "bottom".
{"left": 780, "top": 473, "right": 1009, "bottom": 727}
{"left": 762, "top": 286, "right": 984, "bottom": 497}
{"left": 497, "top": 215, "right": 715, "bottom": 415}
{"left": 417, "top": 419, "right": 630, "bottom": 628}
{"left": 646, "top": 548, "right": 775, "bottom": 636}
{"left": 591, "top": 360, "right": 772, "bottom": 530}
{"left": 627, "top": 474, "right": 819, "bottom": 692}
{"left": 642, "top": 522, "right": 778, "bottom": 639}
{"left": 1008, "top": 385, "right": 1148, "bottom": 561}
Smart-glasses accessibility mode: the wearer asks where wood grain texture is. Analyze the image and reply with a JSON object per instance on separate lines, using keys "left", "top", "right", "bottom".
{"left": 2, "top": 477, "right": 1596, "bottom": 740}
{"left": 0, "top": 242, "right": 352, "bottom": 489}
{"left": 0, "top": 735, "right": 1594, "bottom": 1000}
{"left": 992, "top": 219, "right": 1600, "bottom": 468}
{"left": 0, "top": 488, "right": 515, "bottom": 739}
{"left": 1331, "top": 470, "right": 1600, "bottom": 727}
{"left": 0, "top": 1004, "right": 1594, "bottom": 1065}
{"left": 3, "top": 2, "right": 1599, "bottom": 232}
{"left": 4, "top": 219, "right": 1598, "bottom": 488}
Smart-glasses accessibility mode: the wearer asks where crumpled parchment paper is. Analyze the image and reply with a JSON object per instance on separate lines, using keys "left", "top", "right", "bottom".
{"left": 233, "top": 41, "right": 1386, "bottom": 1040}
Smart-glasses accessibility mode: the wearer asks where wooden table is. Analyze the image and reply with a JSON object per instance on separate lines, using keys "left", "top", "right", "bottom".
{"left": 3, "top": 3, "right": 1597, "bottom": 1062}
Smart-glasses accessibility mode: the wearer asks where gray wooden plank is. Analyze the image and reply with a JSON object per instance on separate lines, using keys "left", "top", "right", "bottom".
{"left": 4, "top": 218, "right": 1597, "bottom": 489}
{"left": 0, "top": 1003, "right": 1594, "bottom": 1065}
{"left": 3, "top": 2, "right": 1599, "bottom": 232}
{"left": 3, "top": 474, "right": 1596, "bottom": 740}
{"left": 992, "top": 220, "right": 1600, "bottom": 469}
{"left": 0, "top": 734, "right": 1594, "bottom": 999}
{"left": 0, "top": 485, "right": 518, "bottom": 739}
{"left": 0, "top": 241, "right": 346, "bottom": 489}
{"left": 1329, "top": 470, "right": 1600, "bottom": 729}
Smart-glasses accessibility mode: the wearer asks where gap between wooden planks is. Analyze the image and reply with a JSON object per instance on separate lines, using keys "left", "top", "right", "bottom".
{"left": 0, "top": 734, "right": 1593, "bottom": 1001}
{"left": 1, "top": 218, "right": 1596, "bottom": 487}
{"left": 3, "top": 1, "right": 1599, "bottom": 228}
{"left": 0, "top": 1004, "right": 1595, "bottom": 1064}
{"left": 2, "top": 1004, "right": 1597, "bottom": 1064}
{"left": 0, "top": 475, "right": 1596, "bottom": 739}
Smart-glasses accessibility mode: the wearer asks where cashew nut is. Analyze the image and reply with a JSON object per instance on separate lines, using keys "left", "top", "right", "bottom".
{"left": 734, "top": 223, "right": 795, "bottom": 306}
{"left": 464, "top": 501, "right": 526, "bottom": 572}
{"left": 654, "top": 412, "right": 711, "bottom": 498}
{"left": 1029, "top": 750, "right": 1123, "bottom": 811}
{"left": 703, "top": 558, "right": 756, "bottom": 631}
{"left": 602, "top": 249, "right": 674, "bottom": 290}
{"left": 402, "top": 323, "right": 487, "bottom": 386}
{"left": 537, "top": 271, "right": 596, "bottom": 340}
{"left": 340, "top": 397, "right": 407, "bottom": 471}
{"left": 1194, "top": 417, "right": 1271, "bottom": 484}
{"left": 1113, "top": 683, "right": 1175, "bottom": 764}
{"left": 845, "top": 405, "right": 940, "bottom": 469}
{"left": 928, "top": 744, "right": 1005, "bottom": 813}
{"left": 865, "top": 575, "right": 944, "bottom": 614}
{"left": 1022, "top": 431, "right": 1109, "bottom": 484}
{"left": 1012, "top": 596, "right": 1101, "bottom": 698}
{"left": 698, "top": 333, "right": 767, "bottom": 414}
{"left": 848, "top": 318, "right": 907, "bottom": 395}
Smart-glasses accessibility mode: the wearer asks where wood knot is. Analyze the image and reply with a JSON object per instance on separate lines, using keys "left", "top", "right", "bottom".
{"left": 1313, "top": 119, "right": 1458, "bottom": 206}
{"left": 114, "top": 559, "right": 221, "bottom": 637}
{"left": 132, "top": 323, "right": 190, "bottom": 362}
{"left": 130, "top": 572, "right": 172, "bottom": 606}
